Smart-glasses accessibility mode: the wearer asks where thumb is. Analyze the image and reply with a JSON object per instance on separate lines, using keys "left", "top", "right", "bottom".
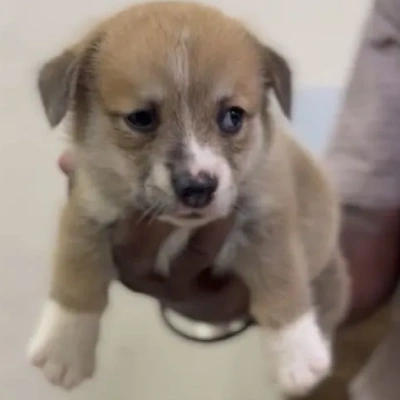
{"left": 58, "top": 151, "right": 75, "bottom": 176}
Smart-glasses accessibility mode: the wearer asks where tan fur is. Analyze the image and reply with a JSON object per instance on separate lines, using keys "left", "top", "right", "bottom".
{"left": 29, "top": 1, "right": 349, "bottom": 396}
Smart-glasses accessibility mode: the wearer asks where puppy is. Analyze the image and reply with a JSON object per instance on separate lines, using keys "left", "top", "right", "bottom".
{"left": 28, "top": 1, "right": 350, "bottom": 397}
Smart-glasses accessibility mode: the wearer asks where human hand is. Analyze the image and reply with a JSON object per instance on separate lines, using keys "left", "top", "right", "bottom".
{"left": 58, "top": 152, "right": 250, "bottom": 323}
{"left": 340, "top": 205, "right": 400, "bottom": 326}
{"left": 59, "top": 153, "right": 400, "bottom": 328}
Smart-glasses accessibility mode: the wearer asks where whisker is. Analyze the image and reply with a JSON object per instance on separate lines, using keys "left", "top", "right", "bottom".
{"left": 149, "top": 202, "right": 168, "bottom": 224}
{"left": 135, "top": 204, "right": 157, "bottom": 226}
{"left": 147, "top": 185, "right": 170, "bottom": 197}
{"left": 135, "top": 198, "right": 169, "bottom": 226}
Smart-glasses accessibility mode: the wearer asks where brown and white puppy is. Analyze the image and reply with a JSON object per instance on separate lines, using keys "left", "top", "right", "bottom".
{"left": 28, "top": 1, "right": 349, "bottom": 397}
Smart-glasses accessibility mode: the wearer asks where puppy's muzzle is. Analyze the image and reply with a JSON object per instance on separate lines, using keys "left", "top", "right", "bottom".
{"left": 172, "top": 171, "right": 218, "bottom": 209}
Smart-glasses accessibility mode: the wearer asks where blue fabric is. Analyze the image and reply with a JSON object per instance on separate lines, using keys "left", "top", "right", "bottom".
{"left": 292, "top": 87, "right": 343, "bottom": 154}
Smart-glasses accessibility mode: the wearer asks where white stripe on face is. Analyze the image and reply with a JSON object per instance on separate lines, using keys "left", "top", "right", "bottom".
{"left": 186, "top": 137, "right": 221, "bottom": 176}
{"left": 186, "top": 136, "right": 234, "bottom": 216}
{"left": 169, "top": 28, "right": 190, "bottom": 91}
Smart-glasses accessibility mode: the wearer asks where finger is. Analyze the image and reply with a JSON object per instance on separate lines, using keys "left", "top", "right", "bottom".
{"left": 164, "top": 273, "right": 251, "bottom": 323}
{"left": 118, "top": 268, "right": 166, "bottom": 297}
{"left": 118, "top": 270, "right": 200, "bottom": 303}
{"left": 112, "top": 213, "right": 175, "bottom": 276}
{"left": 115, "top": 213, "right": 175, "bottom": 256}
{"left": 58, "top": 151, "right": 75, "bottom": 176}
{"left": 169, "top": 213, "right": 235, "bottom": 282}
{"left": 116, "top": 214, "right": 236, "bottom": 303}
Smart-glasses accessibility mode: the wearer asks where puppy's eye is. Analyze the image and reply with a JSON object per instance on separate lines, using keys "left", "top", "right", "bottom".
{"left": 217, "top": 106, "right": 245, "bottom": 135}
{"left": 124, "top": 108, "right": 159, "bottom": 133}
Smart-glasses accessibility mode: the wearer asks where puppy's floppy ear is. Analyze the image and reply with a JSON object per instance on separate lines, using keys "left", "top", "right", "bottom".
{"left": 261, "top": 46, "right": 293, "bottom": 118}
{"left": 37, "top": 33, "right": 101, "bottom": 128}
{"left": 37, "top": 49, "right": 82, "bottom": 128}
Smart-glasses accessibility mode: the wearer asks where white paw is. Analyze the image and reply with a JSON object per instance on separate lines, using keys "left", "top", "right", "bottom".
{"left": 266, "top": 312, "right": 332, "bottom": 397}
{"left": 28, "top": 300, "right": 100, "bottom": 390}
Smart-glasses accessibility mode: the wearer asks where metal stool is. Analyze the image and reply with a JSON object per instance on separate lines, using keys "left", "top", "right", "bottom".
{"left": 160, "top": 305, "right": 253, "bottom": 343}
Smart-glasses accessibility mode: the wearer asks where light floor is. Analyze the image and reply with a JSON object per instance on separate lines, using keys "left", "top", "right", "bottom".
{"left": 0, "top": 0, "right": 370, "bottom": 399}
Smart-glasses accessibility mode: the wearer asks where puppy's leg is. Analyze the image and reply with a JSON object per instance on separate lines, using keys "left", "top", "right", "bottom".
{"left": 28, "top": 199, "right": 114, "bottom": 390}
{"left": 235, "top": 228, "right": 331, "bottom": 397}
{"left": 312, "top": 250, "right": 350, "bottom": 341}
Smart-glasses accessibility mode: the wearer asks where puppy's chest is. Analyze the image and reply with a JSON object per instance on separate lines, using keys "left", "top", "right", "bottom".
{"left": 154, "top": 211, "right": 259, "bottom": 276}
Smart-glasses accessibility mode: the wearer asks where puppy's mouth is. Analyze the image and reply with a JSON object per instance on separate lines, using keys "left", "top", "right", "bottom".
{"left": 177, "top": 211, "right": 204, "bottom": 219}
{"left": 141, "top": 183, "right": 236, "bottom": 227}
{"left": 156, "top": 186, "right": 236, "bottom": 227}
{"left": 159, "top": 206, "right": 217, "bottom": 228}
{"left": 138, "top": 191, "right": 215, "bottom": 227}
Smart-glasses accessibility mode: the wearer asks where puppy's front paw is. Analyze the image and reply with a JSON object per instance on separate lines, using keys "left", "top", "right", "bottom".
{"left": 266, "top": 312, "right": 332, "bottom": 397}
{"left": 28, "top": 300, "right": 100, "bottom": 390}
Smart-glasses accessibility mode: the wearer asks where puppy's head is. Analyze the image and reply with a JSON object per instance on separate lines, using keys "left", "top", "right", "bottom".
{"left": 38, "top": 2, "right": 292, "bottom": 227}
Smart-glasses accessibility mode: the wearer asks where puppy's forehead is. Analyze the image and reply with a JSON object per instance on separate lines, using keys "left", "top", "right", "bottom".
{"left": 95, "top": 5, "right": 263, "bottom": 111}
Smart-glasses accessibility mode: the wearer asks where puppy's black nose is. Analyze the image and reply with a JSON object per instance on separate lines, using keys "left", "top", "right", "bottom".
{"left": 172, "top": 171, "right": 218, "bottom": 208}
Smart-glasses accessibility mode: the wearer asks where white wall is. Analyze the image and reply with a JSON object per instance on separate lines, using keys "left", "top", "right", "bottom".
{"left": 0, "top": 0, "right": 372, "bottom": 399}
{"left": 1, "top": 0, "right": 372, "bottom": 87}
